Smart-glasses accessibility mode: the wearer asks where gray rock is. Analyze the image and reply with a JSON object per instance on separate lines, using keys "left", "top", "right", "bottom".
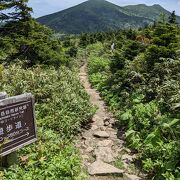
{"left": 97, "top": 140, "right": 113, "bottom": 147}
{"left": 103, "top": 117, "right": 110, "bottom": 121}
{"left": 104, "top": 121, "right": 110, "bottom": 126}
{"left": 121, "top": 148, "right": 131, "bottom": 154}
{"left": 104, "top": 117, "right": 110, "bottom": 126}
{"left": 106, "top": 128, "right": 114, "bottom": 132}
{"left": 84, "top": 139, "right": 95, "bottom": 147}
{"left": 123, "top": 173, "right": 141, "bottom": 180}
{"left": 82, "top": 155, "right": 89, "bottom": 160}
{"left": 109, "top": 118, "right": 115, "bottom": 124}
{"left": 100, "top": 126, "right": 106, "bottom": 131}
{"left": 81, "top": 144, "right": 88, "bottom": 149}
{"left": 95, "top": 147, "right": 114, "bottom": 162}
{"left": 88, "top": 160, "right": 124, "bottom": 176}
{"left": 91, "top": 125, "right": 98, "bottom": 131}
{"left": 122, "top": 154, "right": 134, "bottom": 163}
{"left": 93, "top": 131, "right": 110, "bottom": 138}
{"left": 86, "top": 147, "right": 94, "bottom": 153}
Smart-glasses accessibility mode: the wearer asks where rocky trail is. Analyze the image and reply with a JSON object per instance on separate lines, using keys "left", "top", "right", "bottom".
{"left": 77, "top": 62, "right": 144, "bottom": 180}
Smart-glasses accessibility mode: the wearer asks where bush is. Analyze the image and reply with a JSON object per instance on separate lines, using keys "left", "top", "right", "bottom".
{"left": 87, "top": 24, "right": 180, "bottom": 179}
{"left": 0, "top": 64, "right": 95, "bottom": 179}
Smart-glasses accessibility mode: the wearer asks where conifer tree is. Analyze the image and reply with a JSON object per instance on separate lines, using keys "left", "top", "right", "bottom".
{"left": 168, "top": 11, "right": 176, "bottom": 24}
{"left": 0, "top": 0, "right": 33, "bottom": 35}
{"left": 0, "top": 0, "right": 32, "bottom": 21}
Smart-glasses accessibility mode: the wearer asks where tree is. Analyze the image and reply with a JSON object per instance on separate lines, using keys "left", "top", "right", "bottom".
{"left": 159, "top": 13, "right": 166, "bottom": 24}
{"left": 0, "top": 0, "right": 32, "bottom": 22}
{"left": 125, "top": 28, "right": 136, "bottom": 40}
{"left": 168, "top": 11, "right": 176, "bottom": 24}
{"left": 0, "top": 0, "right": 66, "bottom": 66}
{"left": 145, "top": 24, "right": 177, "bottom": 69}
{"left": 0, "top": 0, "right": 33, "bottom": 36}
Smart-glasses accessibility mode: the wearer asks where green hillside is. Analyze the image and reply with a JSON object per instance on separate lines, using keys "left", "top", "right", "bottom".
{"left": 123, "top": 4, "right": 180, "bottom": 22}
{"left": 37, "top": 0, "right": 180, "bottom": 34}
{"left": 37, "top": 0, "right": 151, "bottom": 34}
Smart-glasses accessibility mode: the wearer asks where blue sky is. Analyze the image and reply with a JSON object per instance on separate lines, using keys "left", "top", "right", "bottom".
{"left": 28, "top": 0, "right": 180, "bottom": 18}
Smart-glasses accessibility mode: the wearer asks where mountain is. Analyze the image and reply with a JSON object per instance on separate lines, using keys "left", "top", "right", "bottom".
{"left": 123, "top": 4, "right": 172, "bottom": 21}
{"left": 37, "top": 0, "right": 180, "bottom": 34}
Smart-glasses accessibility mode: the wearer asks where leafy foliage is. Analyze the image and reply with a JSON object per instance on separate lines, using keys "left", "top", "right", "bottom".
{"left": 87, "top": 22, "right": 180, "bottom": 179}
{"left": 0, "top": 1, "right": 70, "bottom": 67}
{"left": 0, "top": 64, "right": 95, "bottom": 179}
{"left": 0, "top": 1, "right": 95, "bottom": 178}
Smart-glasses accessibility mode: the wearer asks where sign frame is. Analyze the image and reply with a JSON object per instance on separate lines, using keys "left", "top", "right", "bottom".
{"left": 0, "top": 93, "right": 37, "bottom": 157}
{"left": 0, "top": 92, "right": 8, "bottom": 100}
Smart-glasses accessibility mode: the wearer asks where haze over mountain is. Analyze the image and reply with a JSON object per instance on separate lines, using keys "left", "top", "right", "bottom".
{"left": 37, "top": 0, "right": 180, "bottom": 34}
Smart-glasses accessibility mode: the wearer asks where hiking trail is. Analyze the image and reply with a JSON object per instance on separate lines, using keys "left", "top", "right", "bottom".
{"left": 77, "top": 62, "right": 144, "bottom": 180}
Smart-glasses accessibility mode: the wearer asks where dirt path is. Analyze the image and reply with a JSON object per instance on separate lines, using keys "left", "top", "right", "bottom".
{"left": 77, "top": 62, "right": 143, "bottom": 180}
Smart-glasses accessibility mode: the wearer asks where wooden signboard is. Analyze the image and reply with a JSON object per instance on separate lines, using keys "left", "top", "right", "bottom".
{"left": 0, "top": 93, "right": 37, "bottom": 156}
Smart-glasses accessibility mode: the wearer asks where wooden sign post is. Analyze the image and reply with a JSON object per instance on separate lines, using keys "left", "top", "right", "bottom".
{"left": 0, "top": 93, "right": 37, "bottom": 167}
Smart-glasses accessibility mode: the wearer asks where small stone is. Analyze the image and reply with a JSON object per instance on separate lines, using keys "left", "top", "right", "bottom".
{"left": 86, "top": 147, "right": 94, "bottom": 153}
{"left": 121, "top": 148, "right": 131, "bottom": 154}
{"left": 104, "top": 117, "right": 110, "bottom": 121}
{"left": 95, "top": 147, "right": 114, "bottom": 162}
{"left": 97, "top": 140, "right": 113, "bottom": 147}
{"left": 122, "top": 154, "right": 134, "bottom": 164}
{"left": 104, "top": 121, "right": 110, "bottom": 126}
{"left": 93, "top": 115, "right": 101, "bottom": 122}
{"left": 93, "top": 131, "right": 110, "bottom": 138}
{"left": 121, "top": 134, "right": 126, "bottom": 140}
{"left": 100, "top": 126, "right": 106, "bottom": 131}
{"left": 82, "top": 155, "right": 89, "bottom": 160}
{"left": 109, "top": 132, "right": 117, "bottom": 138}
{"left": 123, "top": 173, "right": 141, "bottom": 180}
{"left": 106, "top": 128, "right": 114, "bottom": 131}
{"left": 81, "top": 136, "right": 87, "bottom": 140}
{"left": 88, "top": 160, "right": 124, "bottom": 175}
{"left": 110, "top": 118, "right": 115, "bottom": 123}
{"left": 85, "top": 139, "right": 95, "bottom": 147}
{"left": 81, "top": 145, "right": 87, "bottom": 149}
{"left": 91, "top": 125, "right": 98, "bottom": 131}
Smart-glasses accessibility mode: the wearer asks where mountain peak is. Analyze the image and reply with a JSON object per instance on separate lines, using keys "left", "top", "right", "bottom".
{"left": 37, "top": 1, "right": 180, "bottom": 34}
{"left": 152, "top": 4, "right": 163, "bottom": 9}
{"left": 88, "top": 0, "right": 106, "bottom": 1}
{"left": 152, "top": 4, "right": 162, "bottom": 7}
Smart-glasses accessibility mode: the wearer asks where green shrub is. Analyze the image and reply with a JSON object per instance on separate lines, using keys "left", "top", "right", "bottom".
{"left": 87, "top": 24, "right": 180, "bottom": 179}
{"left": 0, "top": 64, "right": 94, "bottom": 179}
{"left": 3, "top": 128, "right": 85, "bottom": 180}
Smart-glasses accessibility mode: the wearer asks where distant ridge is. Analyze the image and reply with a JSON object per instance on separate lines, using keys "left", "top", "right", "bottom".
{"left": 37, "top": 0, "right": 180, "bottom": 34}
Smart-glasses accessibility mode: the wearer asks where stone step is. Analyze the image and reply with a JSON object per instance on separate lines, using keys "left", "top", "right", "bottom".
{"left": 123, "top": 173, "right": 142, "bottom": 180}
{"left": 93, "top": 131, "right": 110, "bottom": 138}
{"left": 88, "top": 160, "right": 124, "bottom": 176}
{"left": 94, "top": 146, "right": 114, "bottom": 163}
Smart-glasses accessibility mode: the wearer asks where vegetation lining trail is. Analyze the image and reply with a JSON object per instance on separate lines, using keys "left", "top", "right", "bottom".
{"left": 77, "top": 60, "right": 143, "bottom": 180}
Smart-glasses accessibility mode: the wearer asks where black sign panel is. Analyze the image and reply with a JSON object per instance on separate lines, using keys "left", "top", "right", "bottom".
{"left": 0, "top": 94, "right": 37, "bottom": 156}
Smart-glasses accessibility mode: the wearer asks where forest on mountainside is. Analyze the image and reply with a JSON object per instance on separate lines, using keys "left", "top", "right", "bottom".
{"left": 0, "top": 0, "right": 180, "bottom": 179}
{"left": 37, "top": 0, "right": 180, "bottom": 34}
